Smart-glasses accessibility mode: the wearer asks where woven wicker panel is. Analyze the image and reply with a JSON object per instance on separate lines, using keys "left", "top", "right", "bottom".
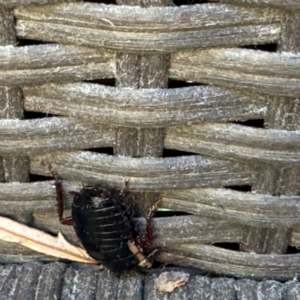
{"left": 0, "top": 0, "right": 299, "bottom": 282}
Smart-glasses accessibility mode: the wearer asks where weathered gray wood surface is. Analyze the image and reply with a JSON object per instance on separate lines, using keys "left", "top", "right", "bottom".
{"left": 14, "top": 3, "right": 281, "bottom": 52}
{"left": 0, "top": 262, "right": 300, "bottom": 300}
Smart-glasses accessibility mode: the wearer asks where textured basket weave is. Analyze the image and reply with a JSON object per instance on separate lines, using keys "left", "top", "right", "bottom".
{"left": 0, "top": 0, "right": 299, "bottom": 284}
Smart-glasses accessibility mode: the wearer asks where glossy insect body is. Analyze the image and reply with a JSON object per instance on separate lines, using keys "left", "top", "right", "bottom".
{"left": 72, "top": 187, "right": 142, "bottom": 272}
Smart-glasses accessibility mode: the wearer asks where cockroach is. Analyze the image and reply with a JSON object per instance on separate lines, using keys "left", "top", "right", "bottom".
{"left": 53, "top": 174, "right": 159, "bottom": 272}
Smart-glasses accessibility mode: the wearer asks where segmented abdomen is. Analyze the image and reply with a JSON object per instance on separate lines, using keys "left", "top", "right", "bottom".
{"left": 72, "top": 187, "right": 138, "bottom": 272}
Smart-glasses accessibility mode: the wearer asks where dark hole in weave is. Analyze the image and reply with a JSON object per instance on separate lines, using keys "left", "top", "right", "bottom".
{"left": 213, "top": 242, "right": 240, "bottom": 251}
{"left": 29, "top": 174, "right": 53, "bottom": 182}
{"left": 163, "top": 148, "right": 198, "bottom": 157}
{"left": 168, "top": 79, "right": 207, "bottom": 88}
{"left": 83, "top": 0, "right": 117, "bottom": 4}
{"left": 24, "top": 111, "right": 57, "bottom": 119}
{"left": 83, "top": 147, "right": 114, "bottom": 155}
{"left": 224, "top": 185, "right": 252, "bottom": 192}
{"left": 153, "top": 210, "right": 192, "bottom": 217}
{"left": 84, "top": 78, "right": 115, "bottom": 86}
{"left": 286, "top": 246, "right": 300, "bottom": 254}
{"left": 16, "top": 39, "right": 53, "bottom": 47}
{"left": 173, "top": 0, "right": 217, "bottom": 6}
{"left": 232, "top": 119, "right": 265, "bottom": 128}
{"left": 241, "top": 43, "right": 277, "bottom": 52}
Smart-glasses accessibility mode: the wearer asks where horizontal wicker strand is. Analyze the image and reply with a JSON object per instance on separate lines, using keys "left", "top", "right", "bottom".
{"left": 220, "top": 0, "right": 300, "bottom": 10}
{"left": 157, "top": 246, "right": 300, "bottom": 280}
{"left": 0, "top": 45, "right": 114, "bottom": 86}
{"left": 0, "top": 118, "right": 114, "bottom": 155}
{"left": 29, "top": 151, "right": 251, "bottom": 189}
{"left": 170, "top": 48, "right": 300, "bottom": 97}
{"left": 161, "top": 188, "right": 300, "bottom": 227}
{"left": 23, "top": 83, "right": 267, "bottom": 127}
{"left": 14, "top": 3, "right": 281, "bottom": 30}
{"left": 0, "top": 0, "right": 80, "bottom": 8}
{"left": 165, "top": 123, "right": 300, "bottom": 165}
{"left": 14, "top": 3, "right": 281, "bottom": 52}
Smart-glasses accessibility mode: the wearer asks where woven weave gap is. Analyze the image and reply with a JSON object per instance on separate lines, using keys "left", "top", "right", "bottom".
{"left": 224, "top": 185, "right": 252, "bottom": 192}
{"left": 174, "top": 0, "right": 217, "bottom": 6}
{"left": 286, "top": 246, "right": 300, "bottom": 254}
{"left": 24, "top": 111, "right": 57, "bottom": 119}
{"left": 16, "top": 39, "right": 54, "bottom": 47}
{"left": 213, "top": 242, "right": 240, "bottom": 251}
{"left": 168, "top": 79, "right": 207, "bottom": 88}
{"left": 162, "top": 148, "right": 198, "bottom": 157}
{"left": 241, "top": 43, "right": 278, "bottom": 52}
{"left": 83, "top": 0, "right": 117, "bottom": 4}
{"left": 83, "top": 147, "right": 114, "bottom": 155}
{"left": 29, "top": 174, "right": 52, "bottom": 182}
{"left": 153, "top": 210, "right": 192, "bottom": 217}
{"left": 84, "top": 79, "right": 115, "bottom": 86}
{"left": 231, "top": 119, "right": 265, "bottom": 128}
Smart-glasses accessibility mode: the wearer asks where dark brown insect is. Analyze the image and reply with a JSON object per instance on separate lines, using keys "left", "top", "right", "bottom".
{"left": 53, "top": 174, "right": 158, "bottom": 272}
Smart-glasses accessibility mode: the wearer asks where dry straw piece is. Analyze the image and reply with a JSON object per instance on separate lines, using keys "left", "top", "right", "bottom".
{"left": 0, "top": 216, "right": 97, "bottom": 264}
{"left": 0, "top": 0, "right": 299, "bottom": 292}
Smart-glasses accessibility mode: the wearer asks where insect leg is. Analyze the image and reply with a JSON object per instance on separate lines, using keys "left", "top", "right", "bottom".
{"left": 52, "top": 171, "right": 73, "bottom": 226}
{"left": 127, "top": 240, "right": 152, "bottom": 268}
{"left": 145, "top": 197, "right": 161, "bottom": 248}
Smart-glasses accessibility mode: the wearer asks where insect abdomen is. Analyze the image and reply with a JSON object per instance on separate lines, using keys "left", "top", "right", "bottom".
{"left": 72, "top": 188, "right": 139, "bottom": 272}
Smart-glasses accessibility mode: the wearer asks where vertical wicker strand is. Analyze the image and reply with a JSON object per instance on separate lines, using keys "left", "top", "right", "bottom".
{"left": 0, "top": 6, "right": 31, "bottom": 221}
{"left": 241, "top": 10, "right": 300, "bottom": 254}
{"left": 114, "top": 2, "right": 171, "bottom": 215}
